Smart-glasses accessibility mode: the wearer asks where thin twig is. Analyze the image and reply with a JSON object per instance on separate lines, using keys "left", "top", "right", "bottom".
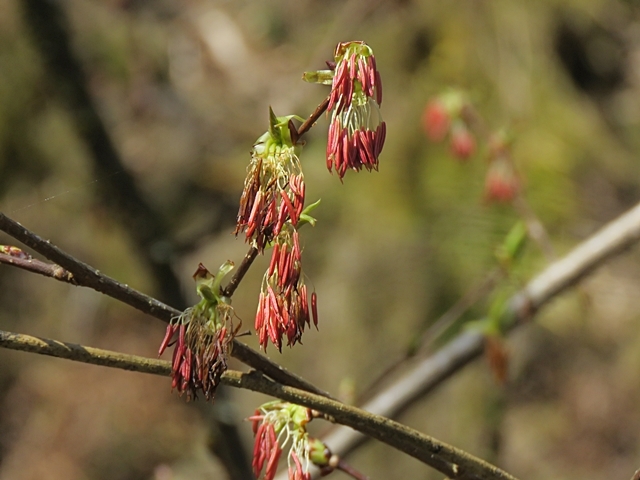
{"left": 336, "top": 459, "right": 370, "bottom": 480}
{"left": 320, "top": 199, "right": 640, "bottom": 463}
{"left": 0, "top": 212, "right": 331, "bottom": 398}
{"left": 297, "top": 96, "right": 330, "bottom": 138}
{"left": 0, "top": 329, "right": 518, "bottom": 480}
{"left": 0, "top": 253, "right": 76, "bottom": 284}
{"left": 222, "top": 245, "right": 259, "bottom": 297}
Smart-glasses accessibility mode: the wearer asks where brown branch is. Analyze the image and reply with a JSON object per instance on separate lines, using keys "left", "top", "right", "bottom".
{"left": 320, "top": 199, "right": 640, "bottom": 462}
{"left": 297, "top": 96, "right": 330, "bottom": 138}
{"left": 0, "top": 252, "right": 76, "bottom": 284}
{"left": 0, "top": 329, "right": 518, "bottom": 480}
{"left": 336, "top": 460, "right": 370, "bottom": 480}
{"left": 0, "top": 212, "right": 331, "bottom": 398}
{"left": 631, "top": 469, "right": 640, "bottom": 480}
{"left": 222, "top": 245, "right": 259, "bottom": 297}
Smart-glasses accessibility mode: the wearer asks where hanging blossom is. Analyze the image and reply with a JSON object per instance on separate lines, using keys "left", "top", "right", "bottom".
{"left": 327, "top": 41, "right": 386, "bottom": 178}
{"left": 235, "top": 108, "right": 306, "bottom": 252}
{"left": 158, "top": 262, "right": 239, "bottom": 401}
{"left": 255, "top": 223, "right": 318, "bottom": 352}
{"left": 250, "top": 402, "right": 334, "bottom": 480}
{"left": 305, "top": 41, "right": 385, "bottom": 179}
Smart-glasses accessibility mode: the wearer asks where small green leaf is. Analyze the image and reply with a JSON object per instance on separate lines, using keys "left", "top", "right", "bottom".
{"left": 496, "top": 221, "right": 528, "bottom": 269}
{"left": 268, "top": 106, "right": 282, "bottom": 143}
{"left": 298, "top": 199, "right": 321, "bottom": 227}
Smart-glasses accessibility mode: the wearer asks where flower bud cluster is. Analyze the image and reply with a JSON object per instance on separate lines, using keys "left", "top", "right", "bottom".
{"left": 422, "top": 91, "right": 476, "bottom": 160}
{"left": 255, "top": 225, "right": 318, "bottom": 351}
{"left": 236, "top": 110, "right": 305, "bottom": 252}
{"left": 250, "top": 402, "right": 330, "bottom": 480}
{"left": 158, "top": 263, "right": 237, "bottom": 401}
{"left": 326, "top": 41, "right": 386, "bottom": 179}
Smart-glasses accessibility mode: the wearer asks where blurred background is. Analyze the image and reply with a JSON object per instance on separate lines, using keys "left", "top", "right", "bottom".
{"left": 1, "top": 0, "right": 640, "bottom": 479}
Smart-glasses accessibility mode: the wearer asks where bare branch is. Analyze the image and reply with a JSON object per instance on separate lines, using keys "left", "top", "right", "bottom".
{"left": 222, "top": 245, "right": 259, "bottom": 297}
{"left": 0, "top": 328, "right": 518, "bottom": 480}
{"left": 0, "top": 252, "right": 75, "bottom": 284}
{"left": 297, "top": 96, "right": 330, "bottom": 137}
{"left": 321, "top": 200, "right": 640, "bottom": 462}
{"left": 0, "top": 212, "right": 331, "bottom": 398}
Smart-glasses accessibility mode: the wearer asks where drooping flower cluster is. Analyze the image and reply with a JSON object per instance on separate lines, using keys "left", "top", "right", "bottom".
{"left": 250, "top": 402, "right": 332, "bottom": 480}
{"left": 325, "top": 41, "right": 386, "bottom": 179}
{"left": 235, "top": 108, "right": 306, "bottom": 252}
{"left": 422, "top": 90, "right": 476, "bottom": 161}
{"left": 255, "top": 224, "right": 318, "bottom": 351}
{"left": 158, "top": 262, "right": 238, "bottom": 400}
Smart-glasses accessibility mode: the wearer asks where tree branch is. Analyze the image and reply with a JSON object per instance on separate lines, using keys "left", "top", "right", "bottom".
{"left": 0, "top": 328, "right": 518, "bottom": 480}
{"left": 0, "top": 212, "right": 331, "bottom": 398}
{"left": 320, "top": 200, "right": 640, "bottom": 462}
{"left": 0, "top": 252, "right": 76, "bottom": 284}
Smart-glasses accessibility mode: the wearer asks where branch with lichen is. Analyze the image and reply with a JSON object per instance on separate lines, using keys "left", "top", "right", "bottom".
{"left": 0, "top": 328, "right": 517, "bottom": 480}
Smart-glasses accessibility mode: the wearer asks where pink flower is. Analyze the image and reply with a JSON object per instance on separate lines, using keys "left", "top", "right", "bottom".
{"left": 484, "top": 155, "right": 520, "bottom": 203}
{"left": 236, "top": 109, "right": 306, "bottom": 252}
{"left": 326, "top": 41, "right": 386, "bottom": 179}
{"left": 255, "top": 227, "right": 318, "bottom": 351}
{"left": 422, "top": 99, "right": 451, "bottom": 142}
{"left": 252, "top": 419, "right": 282, "bottom": 480}
{"left": 449, "top": 122, "right": 476, "bottom": 160}
{"left": 328, "top": 41, "right": 382, "bottom": 114}
{"left": 249, "top": 402, "right": 314, "bottom": 480}
{"left": 236, "top": 155, "right": 305, "bottom": 252}
{"left": 158, "top": 263, "right": 238, "bottom": 401}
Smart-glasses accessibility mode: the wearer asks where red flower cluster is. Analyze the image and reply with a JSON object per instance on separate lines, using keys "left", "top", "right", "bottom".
{"left": 249, "top": 403, "right": 314, "bottom": 480}
{"left": 327, "top": 120, "right": 386, "bottom": 179}
{"left": 328, "top": 41, "right": 382, "bottom": 113}
{"left": 255, "top": 227, "right": 318, "bottom": 351}
{"left": 422, "top": 99, "right": 450, "bottom": 142}
{"left": 252, "top": 419, "right": 282, "bottom": 480}
{"left": 449, "top": 122, "right": 476, "bottom": 160}
{"left": 326, "top": 41, "right": 386, "bottom": 179}
{"left": 484, "top": 155, "right": 520, "bottom": 203}
{"left": 158, "top": 303, "right": 236, "bottom": 400}
{"left": 422, "top": 93, "right": 476, "bottom": 161}
{"left": 158, "top": 315, "right": 233, "bottom": 400}
{"left": 236, "top": 155, "right": 305, "bottom": 252}
{"left": 287, "top": 452, "right": 311, "bottom": 480}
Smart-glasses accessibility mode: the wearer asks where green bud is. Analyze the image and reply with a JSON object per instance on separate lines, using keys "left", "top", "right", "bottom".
{"left": 496, "top": 221, "right": 528, "bottom": 268}
{"left": 308, "top": 438, "right": 331, "bottom": 466}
